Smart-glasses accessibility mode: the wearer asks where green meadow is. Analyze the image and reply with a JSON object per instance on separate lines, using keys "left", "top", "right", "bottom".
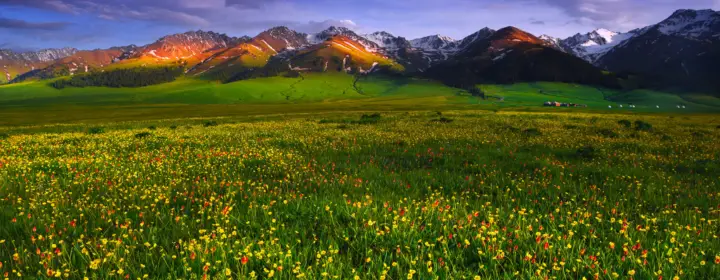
{"left": 0, "top": 111, "right": 719, "bottom": 279}
{"left": 1, "top": 74, "right": 718, "bottom": 126}
{"left": 1, "top": 73, "right": 720, "bottom": 279}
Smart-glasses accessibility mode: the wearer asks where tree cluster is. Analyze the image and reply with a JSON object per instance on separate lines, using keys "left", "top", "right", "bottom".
{"left": 51, "top": 66, "right": 184, "bottom": 89}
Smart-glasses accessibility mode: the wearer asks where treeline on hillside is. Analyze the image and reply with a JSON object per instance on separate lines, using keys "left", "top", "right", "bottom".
{"left": 12, "top": 68, "right": 67, "bottom": 83}
{"left": 51, "top": 66, "right": 184, "bottom": 89}
{"left": 424, "top": 45, "right": 629, "bottom": 91}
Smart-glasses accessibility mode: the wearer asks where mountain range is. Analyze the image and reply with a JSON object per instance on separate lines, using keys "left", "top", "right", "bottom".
{"left": 1, "top": 9, "right": 718, "bottom": 94}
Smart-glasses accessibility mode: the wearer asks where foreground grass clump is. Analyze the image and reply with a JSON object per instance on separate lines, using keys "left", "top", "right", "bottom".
{"left": 0, "top": 111, "right": 719, "bottom": 279}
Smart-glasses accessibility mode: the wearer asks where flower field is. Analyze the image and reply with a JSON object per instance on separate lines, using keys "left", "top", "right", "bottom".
{"left": 0, "top": 111, "right": 719, "bottom": 279}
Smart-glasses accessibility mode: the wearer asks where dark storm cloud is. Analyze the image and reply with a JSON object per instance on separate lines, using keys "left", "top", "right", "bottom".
{"left": 0, "top": 16, "right": 69, "bottom": 30}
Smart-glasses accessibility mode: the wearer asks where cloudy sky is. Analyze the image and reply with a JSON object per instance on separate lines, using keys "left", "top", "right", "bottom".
{"left": 0, "top": 0, "right": 718, "bottom": 51}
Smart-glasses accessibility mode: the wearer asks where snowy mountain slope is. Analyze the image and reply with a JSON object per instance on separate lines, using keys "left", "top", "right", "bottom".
{"left": 0, "top": 47, "right": 78, "bottom": 63}
{"left": 558, "top": 29, "right": 636, "bottom": 63}
{"left": 364, "top": 31, "right": 412, "bottom": 50}
{"left": 656, "top": 9, "right": 720, "bottom": 39}
{"left": 0, "top": 48, "right": 78, "bottom": 83}
{"left": 408, "top": 28, "right": 495, "bottom": 64}
{"left": 597, "top": 9, "right": 720, "bottom": 94}
{"left": 538, "top": 35, "right": 562, "bottom": 50}
{"left": 135, "top": 30, "right": 241, "bottom": 62}
{"left": 425, "top": 26, "right": 614, "bottom": 89}
{"left": 309, "top": 26, "right": 381, "bottom": 52}
{"left": 409, "top": 35, "right": 456, "bottom": 51}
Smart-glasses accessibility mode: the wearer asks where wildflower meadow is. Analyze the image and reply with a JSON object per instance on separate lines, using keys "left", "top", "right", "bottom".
{"left": 0, "top": 111, "right": 718, "bottom": 279}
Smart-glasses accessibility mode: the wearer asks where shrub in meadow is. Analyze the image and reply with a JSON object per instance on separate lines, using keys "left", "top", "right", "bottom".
{"left": 87, "top": 127, "right": 105, "bottom": 134}
{"left": 576, "top": 145, "right": 597, "bottom": 159}
{"left": 634, "top": 120, "right": 653, "bottom": 131}
{"left": 523, "top": 128, "right": 542, "bottom": 136}
{"left": 598, "top": 129, "right": 619, "bottom": 138}
{"left": 431, "top": 117, "right": 454, "bottom": 123}
{"left": 134, "top": 131, "right": 152, "bottom": 138}
{"left": 203, "top": 120, "right": 219, "bottom": 127}
{"left": 692, "top": 131, "right": 707, "bottom": 139}
{"left": 618, "top": 119, "right": 632, "bottom": 128}
{"left": 354, "top": 113, "right": 382, "bottom": 124}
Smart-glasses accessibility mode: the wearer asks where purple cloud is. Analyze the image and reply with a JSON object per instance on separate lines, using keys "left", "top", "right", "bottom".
{"left": 536, "top": 0, "right": 718, "bottom": 30}
{"left": 0, "top": 16, "right": 69, "bottom": 30}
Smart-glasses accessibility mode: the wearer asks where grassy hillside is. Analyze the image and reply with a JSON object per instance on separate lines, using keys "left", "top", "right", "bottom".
{"left": 0, "top": 76, "right": 718, "bottom": 126}
{"left": 0, "top": 73, "right": 458, "bottom": 106}
{"left": 480, "top": 82, "right": 720, "bottom": 113}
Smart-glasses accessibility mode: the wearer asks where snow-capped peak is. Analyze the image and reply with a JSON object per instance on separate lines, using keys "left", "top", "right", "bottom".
{"left": 363, "top": 31, "right": 397, "bottom": 48}
{"left": 593, "top": 28, "right": 618, "bottom": 43}
{"left": 539, "top": 35, "right": 563, "bottom": 50}
{"left": 409, "top": 34, "right": 456, "bottom": 50}
{"left": 454, "top": 28, "right": 495, "bottom": 50}
{"left": 362, "top": 31, "right": 414, "bottom": 51}
{"left": 558, "top": 28, "right": 635, "bottom": 63}
{"left": 656, "top": 9, "right": 720, "bottom": 39}
{"left": 309, "top": 26, "right": 381, "bottom": 52}
{"left": 538, "top": 34, "right": 557, "bottom": 41}
{"left": 0, "top": 47, "right": 78, "bottom": 63}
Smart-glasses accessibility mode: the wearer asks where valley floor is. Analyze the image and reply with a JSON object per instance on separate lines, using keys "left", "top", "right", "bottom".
{"left": 1, "top": 75, "right": 719, "bottom": 126}
{"left": 0, "top": 111, "right": 719, "bottom": 279}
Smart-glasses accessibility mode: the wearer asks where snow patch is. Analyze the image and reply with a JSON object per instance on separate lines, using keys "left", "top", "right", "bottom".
{"left": 261, "top": 40, "right": 277, "bottom": 53}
